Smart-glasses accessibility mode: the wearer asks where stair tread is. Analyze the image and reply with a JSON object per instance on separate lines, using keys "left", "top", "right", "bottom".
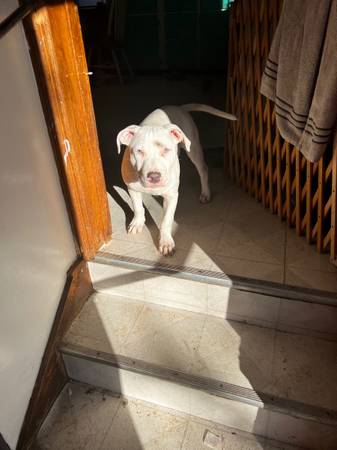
{"left": 37, "top": 382, "right": 301, "bottom": 450}
{"left": 63, "top": 292, "right": 337, "bottom": 415}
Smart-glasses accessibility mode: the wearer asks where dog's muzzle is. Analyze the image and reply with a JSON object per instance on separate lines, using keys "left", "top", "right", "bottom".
{"left": 146, "top": 171, "right": 162, "bottom": 185}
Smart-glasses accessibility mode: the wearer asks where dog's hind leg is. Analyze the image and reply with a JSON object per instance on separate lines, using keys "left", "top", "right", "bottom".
{"left": 128, "top": 189, "right": 145, "bottom": 234}
{"left": 187, "top": 138, "right": 211, "bottom": 203}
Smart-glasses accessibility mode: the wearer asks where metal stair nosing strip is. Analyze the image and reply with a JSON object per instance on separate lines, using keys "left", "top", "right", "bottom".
{"left": 60, "top": 342, "right": 337, "bottom": 428}
{"left": 93, "top": 252, "right": 337, "bottom": 307}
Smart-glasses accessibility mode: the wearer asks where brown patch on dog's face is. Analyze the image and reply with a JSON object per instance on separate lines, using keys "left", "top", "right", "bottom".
{"left": 121, "top": 147, "right": 139, "bottom": 184}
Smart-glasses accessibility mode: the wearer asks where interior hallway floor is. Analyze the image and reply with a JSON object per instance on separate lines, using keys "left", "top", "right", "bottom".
{"left": 92, "top": 75, "right": 337, "bottom": 292}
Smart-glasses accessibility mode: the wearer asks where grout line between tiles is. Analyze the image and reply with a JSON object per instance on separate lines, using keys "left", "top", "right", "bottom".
{"left": 122, "top": 302, "right": 147, "bottom": 348}
{"left": 266, "top": 328, "right": 280, "bottom": 413}
{"left": 208, "top": 252, "right": 284, "bottom": 268}
{"left": 186, "top": 312, "right": 208, "bottom": 376}
{"left": 206, "top": 182, "right": 238, "bottom": 260}
{"left": 179, "top": 419, "right": 190, "bottom": 450}
{"left": 97, "top": 394, "right": 123, "bottom": 450}
{"left": 273, "top": 223, "right": 288, "bottom": 336}
{"left": 282, "top": 225, "right": 288, "bottom": 285}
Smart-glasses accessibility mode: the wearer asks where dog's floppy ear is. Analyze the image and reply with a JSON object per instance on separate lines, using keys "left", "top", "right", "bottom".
{"left": 165, "top": 124, "right": 191, "bottom": 152}
{"left": 116, "top": 125, "right": 140, "bottom": 154}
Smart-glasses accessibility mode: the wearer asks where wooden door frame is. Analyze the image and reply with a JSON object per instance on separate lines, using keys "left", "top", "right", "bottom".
{"left": 12, "top": 1, "right": 111, "bottom": 448}
{"left": 23, "top": 0, "right": 112, "bottom": 261}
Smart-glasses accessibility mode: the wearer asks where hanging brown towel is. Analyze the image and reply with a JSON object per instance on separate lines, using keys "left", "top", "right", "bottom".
{"left": 260, "top": 0, "right": 337, "bottom": 162}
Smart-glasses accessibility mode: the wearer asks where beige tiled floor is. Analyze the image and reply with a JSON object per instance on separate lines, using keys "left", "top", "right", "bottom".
{"left": 36, "top": 382, "right": 300, "bottom": 450}
{"left": 101, "top": 161, "right": 337, "bottom": 291}
{"left": 65, "top": 294, "right": 337, "bottom": 411}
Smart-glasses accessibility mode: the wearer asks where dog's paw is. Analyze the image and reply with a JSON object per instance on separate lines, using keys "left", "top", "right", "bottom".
{"left": 199, "top": 192, "right": 211, "bottom": 204}
{"left": 159, "top": 235, "right": 175, "bottom": 256}
{"left": 128, "top": 217, "right": 145, "bottom": 234}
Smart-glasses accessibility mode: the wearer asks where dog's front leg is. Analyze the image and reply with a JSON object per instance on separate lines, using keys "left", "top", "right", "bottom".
{"left": 159, "top": 192, "right": 178, "bottom": 256}
{"left": 128, "top": 189, "right": 145, "bottom": 234}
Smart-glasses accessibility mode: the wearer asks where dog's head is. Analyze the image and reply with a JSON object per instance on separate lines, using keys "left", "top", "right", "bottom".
{"left": 117, "top": 124, "right": 191, "bottom": 188}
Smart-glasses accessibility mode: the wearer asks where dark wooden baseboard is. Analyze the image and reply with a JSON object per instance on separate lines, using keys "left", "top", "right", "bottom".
{"left": 17, "top": 259, "right": 93, "bottom": 450}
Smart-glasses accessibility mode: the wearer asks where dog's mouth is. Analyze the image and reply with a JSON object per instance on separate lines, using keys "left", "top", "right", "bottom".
{"left": 141, "top": 179, "right": 166, "bottom": 188}
{"left": 139, "top": 176, "right": 165, "bottom": 188}
{"left": 138, "top": 171, "right": 166, "bottom": 188}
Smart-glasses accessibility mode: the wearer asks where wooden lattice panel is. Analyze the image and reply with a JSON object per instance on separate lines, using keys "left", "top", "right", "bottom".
{"left": 226, "top": 0, "right": 337, "bottom": 264}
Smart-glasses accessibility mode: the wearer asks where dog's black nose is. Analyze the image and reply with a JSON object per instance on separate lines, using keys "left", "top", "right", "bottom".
{"left": 147, "top": 171, "right": 161, "bottom": 184}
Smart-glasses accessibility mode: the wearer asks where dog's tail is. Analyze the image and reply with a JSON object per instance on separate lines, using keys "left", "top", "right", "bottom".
{"left": 181, "top": 103, "right": 237, "bottom": 121}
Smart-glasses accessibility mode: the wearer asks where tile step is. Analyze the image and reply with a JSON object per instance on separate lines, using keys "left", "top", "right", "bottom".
{"left": 37, "top": 382, "right": 303, "bottom": 450}
{"left": 89, "top": 254, "right": 337, "bottom": 340}
{"left": 60, "top": 293, "right": 337, "bottom": 449}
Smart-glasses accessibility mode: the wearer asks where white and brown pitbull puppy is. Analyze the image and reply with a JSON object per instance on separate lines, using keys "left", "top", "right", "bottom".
{"left": 117, "top": 104, "right": 236, "bottom": 256}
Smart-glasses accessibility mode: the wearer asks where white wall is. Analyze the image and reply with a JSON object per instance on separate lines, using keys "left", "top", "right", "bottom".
{"left": 0, "top": 1, "right": 77, "bottom": 448}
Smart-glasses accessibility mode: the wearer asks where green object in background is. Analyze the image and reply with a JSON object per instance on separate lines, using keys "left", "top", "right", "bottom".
{"left": 221, "top": 0, "right": 234, "bottom": 11}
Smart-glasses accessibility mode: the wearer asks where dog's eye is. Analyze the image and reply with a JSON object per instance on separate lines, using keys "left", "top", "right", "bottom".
{"left": 163, "top": 148, "right": 171, "bottom": 154}
{"left": 136, "top": 149, "right": 144, "bottom": 155}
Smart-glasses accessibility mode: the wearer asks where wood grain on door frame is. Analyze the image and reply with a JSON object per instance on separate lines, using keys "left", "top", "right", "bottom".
{"left": 23, "top": 0, "right": 112, "bottom": 260}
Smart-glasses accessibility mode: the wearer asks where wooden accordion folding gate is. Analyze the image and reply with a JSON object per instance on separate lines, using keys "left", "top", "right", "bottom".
{"left": 226, "top": 0, "right": 337, "bottom": 265}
